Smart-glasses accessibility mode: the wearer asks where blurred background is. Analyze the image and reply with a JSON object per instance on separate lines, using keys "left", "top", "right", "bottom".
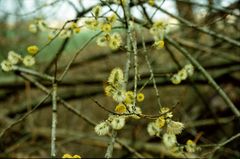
{"left": 0, "top": 0, "right": 239, "bottom": 158}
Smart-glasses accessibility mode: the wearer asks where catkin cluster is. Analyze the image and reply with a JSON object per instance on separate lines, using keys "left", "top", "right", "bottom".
{"left": 150, "top": 21, "right": 167, "bottom": 49}
{"left": 95, "top": 68, "right": 145, "bottom": 136}
{"left": 28, "top": 18, "right": 47, "bottom": 33}
{"left": 147, "top": 106, "right": 199, "bottom": 153}
{"left": 95, "top": 67, "right": 199, "bottom": 154}
{"left": 147, "top": 107, "right": 184, "bottom": 146}
{"left": 84, "top": 5, "right": 122, "bottom": 50}
{"left": 171, "top": 64, "right": 194, "bottom": 84}
{"left": 29, "top": 17, "right": 81, "bottom": 41}
{"left": 49, "top": 21, "right": 81, "bottom": 40}
{"left": 1, "top": 46, "right": 39, "bottom": 72}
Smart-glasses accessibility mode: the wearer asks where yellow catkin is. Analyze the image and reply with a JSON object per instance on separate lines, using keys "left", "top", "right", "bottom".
{"left": 154, "top": 40, "right": 164, "bottom": 49}
{"left": 108, "top": 68, "right": 124, "bottom": 85}
{"left": 101, "top": 23, "right": 112, "bottom": 33}
{"left": 92, "top": 5, "right": 101, "bottom": 18}
{"left": 125, "top": 91, "right": 134, "bottom": 104}
{"left": 155, "top": 116, "right": 166, "bottom": 128}
{"left": 62, "top": 153, "right": 73, "bottom": 158}
{"left": 27, "top": 45, "right": 39, "bottom": 55}
{"left": 148, "top": 0, "right": 155, "bottom": 6}
{"left": 115, "top": 103, "right": 127, "bottom": 114}
{"left": 137, "top": 93, "right": 145, "bottom": 102}
{"left": 71, "top": 22, "right": 80, "bottom": 33}
{"left": 107, "top": 13, "right": 117, "bottom": 24}
{"left": 104, "top": 85, "right": 113, "bottom": 96}
{"left": 72, "top": 155, "right": 81, "bottom": 158}
{"left": 62, "top": 154, "right": 81, "bottom": 158}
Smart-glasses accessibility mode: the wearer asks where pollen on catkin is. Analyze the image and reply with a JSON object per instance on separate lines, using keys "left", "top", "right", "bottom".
{"left": 84, "top": 19, "right": 99, "bottom": 30}
{"left": 104, "top": 85, "right": 114, "bottom": 96}
{"left": 109, "top": 33, "right": 122, "bottom": 50}
{"left": 108, "top": 67, "right": 124, "bottom": 86}
{"left": 62, "top": 154, "right": 72, "bottom": 158}
{"left": 105, "top": 67, "right": 126, "bottom": 103}
{"left": 160, "top": 107, "right": 173, "bottom": 118}
{"left": 109, "top": 38, "right": 121, "bottom": 50}
{"left": 62, "top": 154, "right": 81, "bottom": 158}
{"left": 137, "top": 93, "right": 145, "bottom": 102}
{"left": 152, "top": 21, "right": 167, "bottom": 31}
{"left": 150, "top": 21, "right": 167, "bottom": 35}
{"left": 72, "top": 155, "right": 81, "bottom": 158}
{"left": 154, "top": 40, "right": 164, "bottom": 49}
{"left": 150, "top": 20, "right": 167, "bottom": 47}
{"left": 111, "top": 33, "right": 122, "bottom": 43}
{"left": 125, "top": 91, "right": 134, "bottom": 104}
{"left": 148, "top": 0, "right": 155, "bottom": 6}
{"left": 155, "top": 116, "right": 166, "bottom": 128}
{"left": 92, "top": 5, "right": 102, "bottom": 18}
{"left": 107, "top": 13, "right": 117, "bottom": 24}
{"left": 115, "top": 103, "right": 127, "bottom": 114}
{"left": 101, "top": 23, "right": 112, "bottom": 33}
{"left": 27, "top": 45, "right": 39, "bottom": 55}
{"left": 70, "top": 22, "right": 80, "bottom": 33}
{"left": 73, "top": 27, "right": 80, "bottom": 33}
{"left": 70, "top": 22, "right": 78, "bottom": 29}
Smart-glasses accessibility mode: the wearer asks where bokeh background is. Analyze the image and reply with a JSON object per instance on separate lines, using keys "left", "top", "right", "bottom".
{"left": 0, "top": 0, "right": 239, "bottom": 158}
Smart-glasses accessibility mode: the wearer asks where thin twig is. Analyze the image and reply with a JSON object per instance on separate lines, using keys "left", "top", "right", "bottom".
{"left": 105, "top": 130, "right": 117, "bottom": 158}
{"left": 13, "top": 66, "right": 54, "bottom": 82}
{"left": 214, "top": 133, "right": 240, "bottom": 150}
{"left": 122, "top": 1, "right": 138, "bottom": 109}
{"left": 43, "top": 38, "right": 70, "bottom": 73}
{"left": 0, "top": 92, "right": 51, "bottom": 139}
{"left": 185, "top": 116, "right": 235, "bottom": 128}
{"left": 0, "top": 0, "right": 61, "bottom": 16}
{"left": 155, "top": 5, "right": 240, "bottom": 47}
{"left": 122, "top": 1, "right": 132, "bottom": 87}
{"left": 173, "top": 0, "right": 240, "bottom": 17}
{"left": 176, "top": 39, "right": 240, "bottom": 63}
{"left": 165, "top": 36, "right": 240, "bottom": 117}
{"left": 132, "top": 30, "right": 139, "bottom": 109}
{"left": 206, "top": 133, "right": 240, "bottom": 158}
{"left": 58, "top": 32, "right": 102, "bottom": 81}
{"left": 18, "top": 73, "right": 144, "bottom": 158}
{"left": 91, "top": 97, "right": 169, "bottom": 119}
{"left": 141, "top": 35, "right": 162, "bottom": 108}
{"left": 51, "top": 83, "right": 57, "bottom": 157}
